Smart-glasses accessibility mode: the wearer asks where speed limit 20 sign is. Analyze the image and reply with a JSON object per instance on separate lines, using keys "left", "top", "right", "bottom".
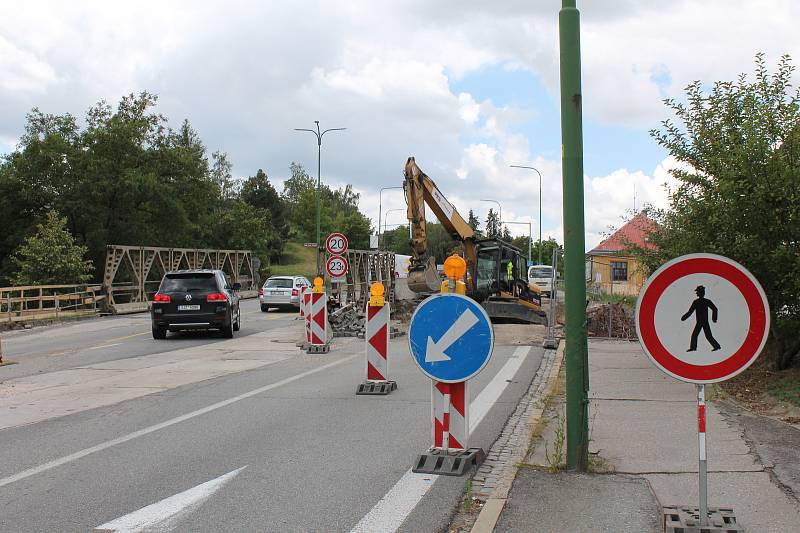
{"left": 325, "top": 233, "right": 348, "bottom": 255}
{"left": 326, "top": 254, "right": 349, "bottom": 282}
{"left": 635, "top": 253, "right": 770, "bottom": 384}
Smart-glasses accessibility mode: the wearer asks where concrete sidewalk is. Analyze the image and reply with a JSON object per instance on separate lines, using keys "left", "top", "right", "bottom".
{"left": 491, "top": 339, "right": 800, "bottom": 532}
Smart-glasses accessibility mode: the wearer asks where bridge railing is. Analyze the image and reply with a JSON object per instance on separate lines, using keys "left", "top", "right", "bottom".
{"left": 102, "top": 245, "right": 258, "bottom": 314}
{"left": 0, "top": 284, "right": 105, "bottom": 323}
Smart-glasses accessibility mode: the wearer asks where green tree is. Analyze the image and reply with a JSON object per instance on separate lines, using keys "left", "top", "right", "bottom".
{"left": 241, "top": 168, "right": 288, "bottom": 255}
{"left": 485, "top": 209, "right": 500, "bottom": 238}
{"left": 641, "top": 53, "right": 800, "bottom": 369}
{"left": 467, "top": 209, "right": 480, "bottom": 232}
{"left": 383, "top": 225, "right": 413, "bottom": 255}
{"left": 11, "top": 211, "right": 94, "bottom": 285}
{"left": 501, "top": 225, "right": 512, "bottom": 242}
{"left": 211, "top": 201, "right": 278, "bottom": 264}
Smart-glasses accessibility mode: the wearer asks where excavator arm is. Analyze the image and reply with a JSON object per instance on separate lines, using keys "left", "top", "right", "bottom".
{"left": 403, "top": 156, "right": 477, "bottom": 292}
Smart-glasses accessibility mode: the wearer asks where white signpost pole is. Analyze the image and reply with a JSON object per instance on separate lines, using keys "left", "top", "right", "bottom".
{"left": 697, "top": 384, "right": 708, "bottom": 526}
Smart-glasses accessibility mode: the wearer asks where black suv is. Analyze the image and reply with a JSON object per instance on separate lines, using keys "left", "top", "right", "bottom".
{"left": 151, "top": 270, "right": 241, "bottom": 339}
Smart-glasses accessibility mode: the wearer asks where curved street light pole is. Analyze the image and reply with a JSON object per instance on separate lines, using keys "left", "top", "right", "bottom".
{"left": 378, "top": 186, "right": 404, "bottom": 249}
{"left": 294, "top": 121, "right": 346, "bottom": 274}
{"left": 501, "top": 220, "right": 532, "bottom": 265}
{"left": 510, "top": 164, "right": 543, "bottom": 264}
{"left": 383, "top": 208, "right": 406, "bottom": 239}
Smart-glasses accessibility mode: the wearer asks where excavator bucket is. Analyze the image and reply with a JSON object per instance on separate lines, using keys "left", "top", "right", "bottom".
{"left": 407, "top": 256, "right": 441, "bottom": 293}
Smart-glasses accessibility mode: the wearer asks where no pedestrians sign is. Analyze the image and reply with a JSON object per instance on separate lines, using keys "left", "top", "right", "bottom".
{"left": 635, "top": 253, "right": 770, "bottom": 384}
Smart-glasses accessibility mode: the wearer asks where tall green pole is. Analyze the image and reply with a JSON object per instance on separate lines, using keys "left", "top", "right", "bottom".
{"left": 559, "top": 0, "right": 589, "bottom": 471}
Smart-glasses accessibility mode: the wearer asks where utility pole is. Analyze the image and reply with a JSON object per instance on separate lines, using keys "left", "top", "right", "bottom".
{"left": 560, "top": 0, "right": 589, "bottom": 471}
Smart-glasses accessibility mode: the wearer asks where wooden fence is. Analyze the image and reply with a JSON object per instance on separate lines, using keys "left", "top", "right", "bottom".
{"left": 0, "top": 284, "right": 105, "bottom": 323}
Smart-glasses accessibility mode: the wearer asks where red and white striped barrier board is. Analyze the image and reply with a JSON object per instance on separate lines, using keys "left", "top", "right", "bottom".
{"left": 298, "top": 286, "right": 306, "bottom": 319}
{"left": 432, "top": 381, "right": 467, "bottom": 450}
{"left": 304, "top": 292, "right": 312, "bottom": 344}
{"left": 309, "top": 291, "right": 327, "bottom": 348}
{"left": 366, "top": 302, "right": 389, "bottom": 381}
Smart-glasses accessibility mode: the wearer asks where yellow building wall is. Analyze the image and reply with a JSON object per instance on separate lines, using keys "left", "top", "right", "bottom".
{"left": 586, "top": 254, "right": 648, "bottom": 297}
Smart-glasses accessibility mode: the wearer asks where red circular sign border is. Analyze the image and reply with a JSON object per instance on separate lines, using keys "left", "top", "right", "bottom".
{"left": 325, "top": 233, "right": 349, "bottom": 255}
{"left": 325, "top": 254, "right": 349, "bottom": 278}
{"left": 635, "top": 254, "right": 770, "bottom": 383}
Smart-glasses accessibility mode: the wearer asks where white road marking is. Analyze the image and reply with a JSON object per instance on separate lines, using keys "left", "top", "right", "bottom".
{"left": 348, "top": 346, "right": 532, "bottom": 533}
{"left": 88, "top": 343, "right": 123, "bottom": 350}
{"left": 94, "top": 466, "right": 246, "bottom": 532}
{"left": 0, "top": 354, "right": 359, "bottom": 488}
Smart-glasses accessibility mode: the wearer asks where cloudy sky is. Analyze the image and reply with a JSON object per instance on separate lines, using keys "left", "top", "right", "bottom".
{"left": 2, "top": 1, "right": 798, "bottom": 249}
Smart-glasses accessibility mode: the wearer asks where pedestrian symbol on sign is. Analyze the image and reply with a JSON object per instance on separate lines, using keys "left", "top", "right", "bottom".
{"left": 680, "top": 285, "right": 721, "bottom": 353}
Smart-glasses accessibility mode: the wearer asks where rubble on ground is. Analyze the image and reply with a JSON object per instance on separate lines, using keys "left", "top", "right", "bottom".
{"left": 586, "top": 302, "right": 637, "bottom": 339}
{"left": 328, "top": 302, "right": 405, "bottom": 339}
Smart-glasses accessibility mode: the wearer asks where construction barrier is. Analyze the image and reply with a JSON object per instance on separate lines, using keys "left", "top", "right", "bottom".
{"left": 298, "top": 286, "right": 306, "bottom": 320}
{"left": 307, "top": 277, "right": 329, "bottom": 354}
{"left": 432, "top": 381, "right": 467, "bottom": 450}
{"left": 356, "top": 283, "right": 396, "bottom": 395}
{"left": 304, "top": 292, "right": 312, "bottom": 344}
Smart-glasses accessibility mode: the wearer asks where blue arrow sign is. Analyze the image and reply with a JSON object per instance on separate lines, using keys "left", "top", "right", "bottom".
{"left": 408, "top": 293, "right": 494, "bottom": 383}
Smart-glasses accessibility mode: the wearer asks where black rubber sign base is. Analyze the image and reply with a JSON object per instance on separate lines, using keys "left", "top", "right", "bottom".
{"left": 412, "top": 447, "right": 485, "bottom": 476}
{"left": 356, "top": 380, "right": 397, "bottom": 395}
{"left": 664, "top": 506, "right": 741, "bottom": 533}
{"left": 306, "top": 344, "right": 330, "bottom": 354}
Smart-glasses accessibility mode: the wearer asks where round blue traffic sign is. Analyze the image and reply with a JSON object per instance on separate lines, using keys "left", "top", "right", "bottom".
{"left": 408, "top": 293, "right": 494, "bottom": 383}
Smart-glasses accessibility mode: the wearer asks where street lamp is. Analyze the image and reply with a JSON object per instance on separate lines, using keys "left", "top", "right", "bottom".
{"left": 479, "top": 199, "right": 502, "bottom": 235}
{"left": 510, "top": 164, "right": 543, "bottom": 264}
{"left": 294, "top": 121, "right": 346, "bottom": 273}
{"left": 378, "top": 186, "right": 404, "bottom": 249}
{"left": 501, "top": 220, "right": 533, "bottom": 265}
{"left": 383, "top": 208, "right": 406, "bottom": 239}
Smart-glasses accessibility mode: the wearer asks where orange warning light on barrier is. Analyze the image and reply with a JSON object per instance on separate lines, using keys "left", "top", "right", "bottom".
{"left": 443, "top": 254, "right": 467, "bottom": 280}
{"left": 369, "top": 282, "right": 385, "bottom": 307}
{"left": 313, "top": 276, "right": 324, "bottom": 293}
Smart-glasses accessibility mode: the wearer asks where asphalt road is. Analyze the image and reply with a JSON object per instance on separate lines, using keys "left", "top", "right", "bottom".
{"left": 0, "top": 299, "right": 291, "bottom": 380}
{"left": 0, "top": 303, "right": 544, "bottom": 532}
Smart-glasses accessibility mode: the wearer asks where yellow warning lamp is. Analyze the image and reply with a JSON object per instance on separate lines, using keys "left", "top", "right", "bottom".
{"left": 443, "top": 254, "right": 467, "bottom": 280}
{"left": 313, "top": 276, "right": 324, "bottom": 293}
{"left": 442, "top": 254, "right": 467, "bottom": 295}
{"left": 369, "top": 282, "right": 385, "bottom": 307}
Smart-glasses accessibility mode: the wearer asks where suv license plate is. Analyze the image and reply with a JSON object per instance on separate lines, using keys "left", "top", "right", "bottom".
{"left": 177, "top": 305, "right": 201, "bottom": 311}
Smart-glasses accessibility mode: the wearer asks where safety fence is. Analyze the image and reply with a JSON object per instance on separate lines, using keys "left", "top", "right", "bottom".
{"left": 326, "top": 249, "right": 396, "bottom": 309}
{"left": 0, "top": 284, "right": 104, "bottom": 323}
{"left": 548, "top": 279, "right": 637, "bottom": 339}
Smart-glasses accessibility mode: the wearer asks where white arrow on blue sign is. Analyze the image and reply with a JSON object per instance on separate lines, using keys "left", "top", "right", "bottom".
{"left": 408, "top": 293, "right": 494, "bottom": 383}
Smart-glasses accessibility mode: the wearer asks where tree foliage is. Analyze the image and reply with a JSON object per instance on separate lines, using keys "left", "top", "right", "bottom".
{"left": 11, "top": 210, "right": 94, "bottom": 285}
{"left": 640, "top": 54, "right": 800, "bottom": 369}
{"left": 467, "top": 209, "right": 480, "bottom": 233}
{"left": 485, "top": 209, "right": 500, "bottom": 238}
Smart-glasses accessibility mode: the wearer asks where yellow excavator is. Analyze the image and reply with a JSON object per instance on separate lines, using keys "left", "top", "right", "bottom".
{"left": 403, "top": 156, "right": 546, "bottom": 324}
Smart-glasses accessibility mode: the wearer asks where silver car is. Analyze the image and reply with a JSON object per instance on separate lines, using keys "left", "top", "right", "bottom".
{"left": 259, "top": 276, "right": 311, "bottom": 311}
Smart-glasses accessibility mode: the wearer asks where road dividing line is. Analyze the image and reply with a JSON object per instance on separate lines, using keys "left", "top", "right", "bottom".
{"left": 0, "top": 354, "right": 359, "bottom": 489}
{"left": 95, "top": 466, "right": 246, "bottom": 532}
{"left": 88, "top": 343, "right": 123, "bottom": 350}
{"left": 348, "top": 346, "right": 532, "bottom": 533}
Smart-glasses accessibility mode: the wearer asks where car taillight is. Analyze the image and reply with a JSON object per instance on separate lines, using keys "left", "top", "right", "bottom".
{"left": 207, "top": 293, "right": 228, "bottom": 302}
{"left": 292, "top": 288, "right": 299, "bottom": 296}
{"left": 259, "top": 288, "right": 264, "bottom": 296}
{"left": 153, "top": 293, "right": 171, "bottom": 303}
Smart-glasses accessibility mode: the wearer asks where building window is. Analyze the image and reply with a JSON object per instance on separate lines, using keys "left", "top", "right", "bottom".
{"left": 611, "top": 261, "right": 628, "bottom": 282}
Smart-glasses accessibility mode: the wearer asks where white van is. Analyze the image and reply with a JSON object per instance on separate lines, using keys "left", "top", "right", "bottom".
{"left": 528, "top": 264, "right": 555, "bottom": 297}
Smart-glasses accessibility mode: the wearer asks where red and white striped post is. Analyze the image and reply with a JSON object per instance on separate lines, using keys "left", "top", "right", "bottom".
{"left": 307, "top": 277, "right": 329, "bottom": 354}
{"left": 432, "top": 381, "right": 467, "bottom": 450}
{"left": 356, "top": 282, "right": 397, "bottom": 395}
{"left": 298, "top": 285, "right": 306, "bottom": 320}
{"left": 303, "top": 292, "right": 312, "bottom": 345}
{"left": 697, "top": 384, "right": 708, "bottom": 526}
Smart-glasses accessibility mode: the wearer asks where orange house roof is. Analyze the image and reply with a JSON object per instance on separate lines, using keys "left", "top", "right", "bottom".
{"left": 590, "top": 212, "right": 657, "bottom": 254}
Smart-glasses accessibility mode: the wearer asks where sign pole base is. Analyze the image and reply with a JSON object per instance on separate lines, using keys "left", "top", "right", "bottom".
{"left": 411, "top": 447, "right": 485, "bottom": 477}
{"left": 356, "top": 380, "right": 397, "bottom": 395}
{"left": 662, "top": 506, "right": 741, "bottom": 532}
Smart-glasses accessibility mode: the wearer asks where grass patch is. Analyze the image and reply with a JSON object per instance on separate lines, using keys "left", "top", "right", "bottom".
{"left": 267, "top": 242, "right": 318, "bottom": 279}
{"left": 768, "top": 371, "right": 800, "bottom": 407}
